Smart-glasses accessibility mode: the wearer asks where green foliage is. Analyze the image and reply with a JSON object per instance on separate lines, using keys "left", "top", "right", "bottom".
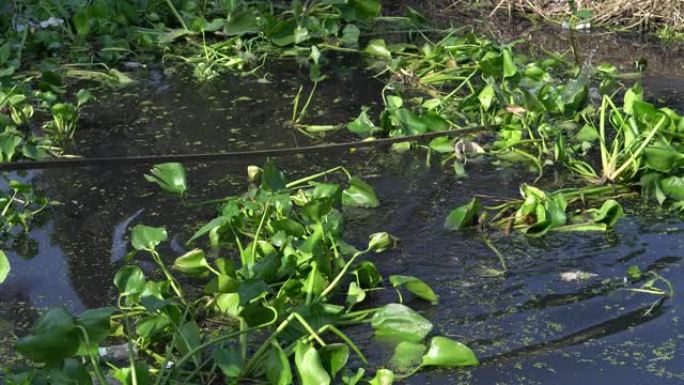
{"left": 11, "top": 161, "right": 470, "bottom": 383}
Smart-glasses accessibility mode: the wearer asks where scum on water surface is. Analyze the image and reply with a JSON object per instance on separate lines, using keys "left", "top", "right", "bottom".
{"left": 1, "top": 1, "right": 684, "bottom": 384}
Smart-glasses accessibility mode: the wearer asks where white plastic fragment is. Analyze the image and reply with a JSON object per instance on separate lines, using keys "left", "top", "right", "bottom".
{"left": 560, "top": 270, "right": 598, "bottom": 282}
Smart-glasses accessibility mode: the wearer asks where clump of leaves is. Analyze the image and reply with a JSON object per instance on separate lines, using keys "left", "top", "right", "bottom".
{"left": 10, "top": 160, "right": 477, "bottom": 384}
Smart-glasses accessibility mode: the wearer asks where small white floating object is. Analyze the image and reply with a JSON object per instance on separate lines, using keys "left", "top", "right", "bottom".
{"left": 560, "top": 270, "right": 598, "bottom": 282}
{"left": 39, "top": 17, "right": 65, "bottom": 29}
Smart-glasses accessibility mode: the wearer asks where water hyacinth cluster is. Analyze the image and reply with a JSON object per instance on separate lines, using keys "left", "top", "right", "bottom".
{"left": 7, "top": 160, "right": 478, "bottom": 384}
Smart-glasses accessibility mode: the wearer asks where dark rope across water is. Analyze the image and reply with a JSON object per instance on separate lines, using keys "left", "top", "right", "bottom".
{"left": 0, "top": 126, "right": 497, "bottom": 171}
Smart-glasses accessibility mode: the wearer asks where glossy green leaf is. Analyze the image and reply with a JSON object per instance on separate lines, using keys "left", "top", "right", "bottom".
{"left": 294, "top": 342, "right": 331, "bottom": 385}
{"left": 112, "top": 362, "right": 150, "bottom": 385}
{"left": 215, "top": 293, "right": 241, "bottom": 316}
{"left": 661, "top": 176, "right": 684, "bottom": 201}
{"left": 354, "top": 261, "right": 382, "bottom": 288}
{"left": 590, "top": 199, "right": 624, "bottom": 227}
{"left": 347, "top": 107, "right": 377, "bottom": 137}
{"left": 131, "top": 225, "right": 168, "bottom": 251}
{"left": 265, "top": 344, "right": 293, "bottom": 385}
{"left": 368, "top": 369, "right": 394, "bottom": 385}
{"left": 346, "top": 281, "right": 366, "bottom": 307}
{"left": 173, "top": 249, "right": 211, "bottom": 276}
{"left": 16, "top": 308, "right": 80, "bottom": 362}
{"left": 502, "top": 50, "right": 517, "bottom": 78}
{"left": 421, "top": 336, "right": 479, "bottom": 368}
{"left": 389, "top": 341, "right": 426, "bottom": 372}
{"left": 444, "top": 198, "right": 480, "bottom": 230}
{"left": 371, "top": 303, "right": 433, "bottom": 343}
{"left": 478, "top": 84, "right": 495, "bottom": 110}
{"left": 342, "top": 177, "right": 379, "bottom": 208}
{"left": 144, "top": 163, "right": 187, "bottom": 195}
{"left": 272, "top": 218, "right": 306, "bottom": 237}
{"left": 0, "top": 250, "right": 9, "bottom": 284}
{"left": 389, "top": 275, "right": 439, "bottom": 304}
{"left": 114, "top": 265, "right": 146, "bottom": 296}
{"left": 320, "top": 343, "right": 349, "bottom": 379}
{"left": 364, "top": 39, "right": 391, "bottom": 59}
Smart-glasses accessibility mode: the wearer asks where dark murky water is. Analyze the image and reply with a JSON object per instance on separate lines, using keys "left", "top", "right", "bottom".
{"left": 1, "top": 29, "right": 684, "bottom": 384}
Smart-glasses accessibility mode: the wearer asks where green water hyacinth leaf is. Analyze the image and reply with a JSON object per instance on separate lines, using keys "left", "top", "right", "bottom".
{"left": 215, "top": 293, "right": 241, "bottom": 316}
{"left": 661, "top": 176, "right": 684, "bottom": 201}
{"left": 173, "top": 249, "right": 211, "bottom": 276}
{"left": 16, "top": 307, "right": 80, "bottom": 362}
{"left": 428, "top": 137, "right": 454, "bottom": 153}
{"left": 114, "top": 265, "right": 146, "bottom": 296}
{"left": 445, "top": 198, "right": 480, "bottom": 230}
{"left": 590, "top": 200, "right": 624, "bottom": 227}
{"left": 320, "top": 343, "right": 350, "bottom": 379}
{"left": 265, "top": 344, "right": 292, "bottom": 385}
{"left": 174, "top": 321, "right": 201, "bottom": 358}
{"left": 113, "top": 362, "right": 150, "bottom": 385}
{"left": 389, "top": 275, "right": 439, "bottom": 304}
{"left": 371, "top": 303, "right": 433, "bottom": 343}
{"left": 145, "top": 163, "right": 186, "bottom": 195}
{"left": 478, "top": 84, "right": 495, "bottom": 110}
{"left": 390, "top": 341, "right": 426, "bottom": 372}
{"left": 0, "top": 250, "right": 9, "bottom": 284}
{"left": 347, "top": 107, "right": 377, "bottom": 137}
{"left": 343, "top": 177, "right": 379, "bottom": 208}
{"left": 502, "top": 49, "right": 517, "bottom": 78}
{"left": 421, "top": 336, "right": 479, "bottom": 368}
{"left": 295, "top": 342, "right": 331, "bottom": 385}
{"left": 262, "top": 158, "right": 286, "bottom": 191}
{"left": 77, "top": 307, "right": 116, "bottom": 348}
{"left": 342, "top": 24, "right": 361, "bottom": 46}
{"left": 214, "top": 348, "right": 243, "bottom": 378}
{"left": 627, "top": 265, "right": 642, "bottom": 280}
{"left": 364, "top": 39, "right": 391, "bottom": 59}
{"left": 346, "top": 281, "right": 366, "bottom": 306}
{"left": 368, "top": 369, "right": 394, "bottom": 385}
{"left": 334, "top": 0, "right": 381, "bottom": 21}
{"left": 341, "top": 368, "right": 365, "bottom": 385}
{"left": 131, "top": 225, "right": 168, "bottom": 251}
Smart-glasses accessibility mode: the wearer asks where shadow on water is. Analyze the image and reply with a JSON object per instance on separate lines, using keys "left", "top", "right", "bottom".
{"left": 2, "top": 30, "right": 684, "bottom": 384}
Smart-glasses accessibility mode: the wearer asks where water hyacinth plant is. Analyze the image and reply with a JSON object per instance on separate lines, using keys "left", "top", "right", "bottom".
{"left": 7, "top": 161, "right": 478, "bottom": 384}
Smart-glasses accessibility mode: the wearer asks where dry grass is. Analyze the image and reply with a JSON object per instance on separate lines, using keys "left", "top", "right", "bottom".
{"left": 444, "top": 0, "right": 684, "bottom": 32}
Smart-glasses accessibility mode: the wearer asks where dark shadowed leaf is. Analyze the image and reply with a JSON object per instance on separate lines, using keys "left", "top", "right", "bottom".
{"left": 262, "top": 159, "right": 287, "bottom": 191}
{"left": 214, "top": 348, "right": 243, "bottom": 379}
{"left": 590, "top": 200, "right": 624, "bottom": 227}
{"left": 16, "top": 308, "right": 80, "bottom": 362}
{"left": 444, "top": 198, "right": 480, "bottom": 230}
